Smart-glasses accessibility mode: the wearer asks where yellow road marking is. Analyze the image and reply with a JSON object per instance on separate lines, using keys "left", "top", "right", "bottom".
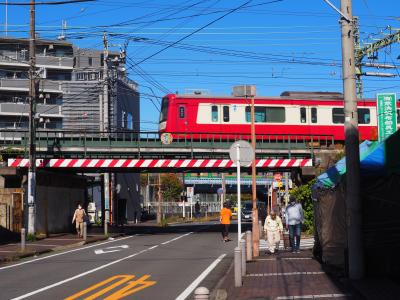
{"left": 64, "top": 275, "right": 156, "bottom": 300}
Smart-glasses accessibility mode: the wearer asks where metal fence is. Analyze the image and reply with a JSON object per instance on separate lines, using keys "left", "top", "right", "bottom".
{"left": 144, "top": 201, "right": 221, "bottom": 216}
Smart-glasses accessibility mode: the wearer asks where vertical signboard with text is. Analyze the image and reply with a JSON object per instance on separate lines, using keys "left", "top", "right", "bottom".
{"left": 377, "top": 93, "right": 397, "bottom": 142}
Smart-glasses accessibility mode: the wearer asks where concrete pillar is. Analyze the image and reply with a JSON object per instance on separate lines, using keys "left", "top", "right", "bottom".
{"left": 234, "top": 247, "right": 242, "bottom": 287}
{"left": 240, "top": 239, "right": 246, "bottom": 276}
{"left": 194, "top": 287, "right": 209, "bottom": 300}
{"left": 246, "top": 230, "right": 252, "bottom": 261}
{"left": 21, "top": 228, "right": 26, "bottom": 252}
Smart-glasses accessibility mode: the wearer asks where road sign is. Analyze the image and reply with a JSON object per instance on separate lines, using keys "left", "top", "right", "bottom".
{"left": 160, "top": 132, "right": 173, "bottom": 145}
{"left": 377, "top": 93, "right": 397, "bottom": 142}
{"left": 273, "top": 173, "right": 282, "bottom": 182}
{"left": 186, "top": 187, "right": 194, "bottom": 200}
{"left": 229, "top": 140, "right": 254, "bottom": 167}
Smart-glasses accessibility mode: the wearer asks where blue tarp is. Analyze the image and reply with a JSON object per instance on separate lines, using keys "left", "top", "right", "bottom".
{"left": 315, "top": 140, "right": 384, "bottom": 189}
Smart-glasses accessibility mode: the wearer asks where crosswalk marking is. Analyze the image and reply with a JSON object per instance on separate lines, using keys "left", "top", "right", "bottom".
{"left": 259, "top": 238, "right": 314, "bottom": 250}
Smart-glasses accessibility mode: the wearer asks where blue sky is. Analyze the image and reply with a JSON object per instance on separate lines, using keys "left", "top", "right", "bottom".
{"left": 3, "top": 0, "right": 400, "bottom": 130}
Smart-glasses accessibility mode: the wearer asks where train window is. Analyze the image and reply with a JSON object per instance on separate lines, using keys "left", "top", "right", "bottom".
{"left": 332, "top": 108, "right": 345, "bottom": 124}
{"left": 211, "top": 105, "right": 218, "bottom": 122}
{"left": 159, "top": 97, "right": 169, "bottom": 122}
{"left": 179, "top": 106, "right": 185, "bottom": 119}
{"left": 358, "top": 108, "right": 370, "bottom": 124}
{"left": 266, "top": 107, "right": 285, "bottom": 123}
{"left": 300, "top": 107, "right": 307, "bottom": 123}
{"left": 245, "top": 106, "right": 266, "bottom": 122}
{"left": 311, "top": 107, "right": 317, "bottom": 123}
{"left": 223, "top": 106, "right": 230, "bottom": 122}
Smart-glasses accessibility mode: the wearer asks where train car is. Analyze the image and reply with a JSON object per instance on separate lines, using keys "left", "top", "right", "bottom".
{"left": 158, "top": 91, "right": 400, "bottom": 142}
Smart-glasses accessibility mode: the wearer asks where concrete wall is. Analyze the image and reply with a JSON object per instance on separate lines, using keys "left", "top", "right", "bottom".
{"left": 25, "top": 171, "right": 87, "bottom": 234}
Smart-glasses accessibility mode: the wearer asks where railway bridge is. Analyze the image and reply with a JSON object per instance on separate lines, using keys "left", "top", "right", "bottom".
{"left": 1, "top": 130, "right": 336, "bottom": 172}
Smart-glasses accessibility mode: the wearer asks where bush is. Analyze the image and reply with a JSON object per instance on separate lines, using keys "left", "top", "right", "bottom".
{"left": 290, "top": 179, "right": 316, "bottom": 234}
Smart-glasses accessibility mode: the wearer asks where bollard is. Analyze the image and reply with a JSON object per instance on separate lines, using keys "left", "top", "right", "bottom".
{"left": 234, "top": 247, "right": 242, "bottom": 287}
{"left": 240, "top": 239, "right": 246, "bottom": 276}
{"left": 246, "top": 230, "right": 252, "bottom": 261}
{"left": 194, "top": 286, "right": 209, "bottom": 300}
{"left": 83, "top": 222, "right": 87, "bottom": 241}
{"left": 21, "top": 228, "right": 26, "bottom": 252}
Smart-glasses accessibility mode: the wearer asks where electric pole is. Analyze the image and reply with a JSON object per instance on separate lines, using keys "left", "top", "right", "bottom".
{"left": 340, "top": 0, "right": 364, "bottom": 279}
{"left": 250, "top": 95, "right": 259, "bottom": 257}
{"left": 157, "top": 173, "right": 162, "bottom": 224}
{"left": 28, "top": 0, "right": 37, "bottom": 235}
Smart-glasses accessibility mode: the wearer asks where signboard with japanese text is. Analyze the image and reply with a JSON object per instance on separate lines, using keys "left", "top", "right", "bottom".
{"left": 377, "top": 93, "right": 397, "bottom": 142}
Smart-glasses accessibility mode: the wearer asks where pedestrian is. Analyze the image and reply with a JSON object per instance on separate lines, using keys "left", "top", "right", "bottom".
{"left": 264, "top": 209, "right": 283, "bottom": 254}
{"left": 195, "top": 201, "right": 201, "bottom": 218}
{"left": 285, "top": 195, "right": 304, "bottom": 253}
{"left": 220, "top": 202, "right": 232, "bottom": 242}
{"left": 72, "top": 203, "right": 86, "bottom": 238}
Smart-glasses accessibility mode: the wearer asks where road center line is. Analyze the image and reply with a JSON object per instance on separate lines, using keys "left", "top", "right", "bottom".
{"left": 10, "top": 232, "right": 193, "bottom": 300}
{"left": 175, "top": 253, "right": 226, "bottom": 300}
{"left": 161, "top": 232, "right": 192, "bottom": 245}
{"left": 0, "top": 236, "right": 134, "bottom": 271}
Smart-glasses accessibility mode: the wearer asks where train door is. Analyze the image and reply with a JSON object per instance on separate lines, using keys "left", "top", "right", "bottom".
{"left": 176, "top": 102, "right": 188, "bottom": 133}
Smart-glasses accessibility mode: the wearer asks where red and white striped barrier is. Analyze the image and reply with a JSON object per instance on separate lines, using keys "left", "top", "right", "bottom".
{"left": 8, "top": 158, "right": 312, "bottom": 169}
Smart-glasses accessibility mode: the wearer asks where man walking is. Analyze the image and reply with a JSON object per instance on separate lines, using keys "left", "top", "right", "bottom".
{"left": 72, "top": 203, "right": 86, "bottom": 238}
{"left": 285, "top": 195, "right": 304, "bottom": 253}
{"left": 220, "top": 202, "right": 232, "bottom": 242}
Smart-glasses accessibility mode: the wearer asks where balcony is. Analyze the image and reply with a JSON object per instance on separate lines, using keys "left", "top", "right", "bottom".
{"left": 0, "top": 53, "right": 73, "bottom": 70}
{"left": 0, "top": 103, "right": 62, "bottom": 118}
{"left": 0, "top": 79, "right": 63, "bottom": 93}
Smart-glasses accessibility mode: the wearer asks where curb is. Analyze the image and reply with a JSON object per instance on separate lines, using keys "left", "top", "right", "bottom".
{"left": 0, "top": 233, "right": 125, "bottom": 265}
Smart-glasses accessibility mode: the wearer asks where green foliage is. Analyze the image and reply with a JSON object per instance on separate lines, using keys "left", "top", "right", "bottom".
{"left": 290, "top": 179, "right": 316, "bottom": 234}
{"left": 161, "top": 174, "right": 183, "bottom": 202}
{"left": 26, "top": 233, "right": 36, "bottom": 242}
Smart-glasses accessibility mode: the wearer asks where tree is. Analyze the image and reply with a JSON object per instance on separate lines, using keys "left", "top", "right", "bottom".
{"left": 161, "top": 174, "right": 183, "bottom": 202}
{"left": 290, "top": 179, "right": 316, "bottom": 234}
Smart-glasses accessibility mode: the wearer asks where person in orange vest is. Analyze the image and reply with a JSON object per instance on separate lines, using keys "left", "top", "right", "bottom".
{"left": 220, "top": 202, "right": 232, "bottom": 242}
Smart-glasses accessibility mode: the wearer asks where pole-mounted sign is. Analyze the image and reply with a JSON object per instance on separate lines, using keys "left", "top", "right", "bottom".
{"left": 377, "top": 93, "right": 397, "bottom": 142}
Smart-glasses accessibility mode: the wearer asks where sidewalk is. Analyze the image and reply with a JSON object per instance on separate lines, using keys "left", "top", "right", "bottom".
{"left": 215, "top": 239, "right": 355, "bottom": 300}
{"left": 0, "top": 232, "right": 122, "bottom": 265}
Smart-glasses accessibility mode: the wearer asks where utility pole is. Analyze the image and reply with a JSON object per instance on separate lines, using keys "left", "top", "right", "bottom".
{"left": 340, "top": 0, "right": 364, "bottom": 279}
{"left": 27, "top": 0, "right": 37, "bottom": 235}
{"left": 250, "top": 95, "right": 259, "bottom": 257}
{"left": 157, "top": 173, "right": 162, "bottom": 224}
{"left": 102, "top": 32, "right": 110, "bottom": 233}
{"left": 221, "top": 173, "right": 226, "bottom": 209}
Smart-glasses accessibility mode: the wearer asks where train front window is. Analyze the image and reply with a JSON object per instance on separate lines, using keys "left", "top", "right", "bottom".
{"left": 211, "top": 105, "right": 218, "bottom": 122}
{"left": 300, "top": 107, "right": 307, "bottom": 123}
{"left": 159, "top": 97, "right": 169, "bottom": 122}
{"left": 332, "top": 108, "right": 344, "bottom": 124}
{"left": 358, "top": 108, "right": 370, "bottom": 124}
{"left": 223, "top": 106, "right": 230, "bottom": 122}
{"left": 311, "top": 107, "right": 317, "bottom": 123}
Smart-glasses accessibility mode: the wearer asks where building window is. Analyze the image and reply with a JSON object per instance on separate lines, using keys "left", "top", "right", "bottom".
{"left": 88, "top": 57, "right": 93, "bottom": 67}
{"left": 127, "top": 113, "right": 133, "bottom": 129}
{"left": 300, "top": 107, "right": 307, "bottom": 123}
{"left": 332, "top": 108, "right": 345, "bottom": 124}
{"left": 179, "top": 106, "right": 185, "bottom": 119}
{"left": 311, "top": 107, "right": 317, "bottom": 123}
{"left": 358, "top": 108, "right": 370, "bottom": 124}
{"left": 211, "top": 105, "right": 218, "bottom": 122}
{"left": 223, "top": 106, "right": 230, "bottom": 122}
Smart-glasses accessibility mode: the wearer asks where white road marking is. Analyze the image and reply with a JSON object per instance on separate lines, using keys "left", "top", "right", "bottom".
{"left": 94, "top": 245, "right": 129, "bottom": 255}
{"left": 161, "top": 232, "right": 192, "bottom": 245}
{"left": 276, "top": 293, "right": 351, "bottom": 299}
{"left": 257, "top": 257, "right": 313, "bottom": 261}
{"left": 10, "top": 232, "right": 193, "bottom": 300}
{"left": 0, "top": 236, "right": 134, "bottom": 271}
{"left": 175, "top": 253, "right": 226, "bottom": 300}
{"left": 246, "top": 271, "right": 324, "bottom": 277}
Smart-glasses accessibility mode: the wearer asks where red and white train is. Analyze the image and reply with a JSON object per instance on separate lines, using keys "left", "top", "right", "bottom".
{"left": 158, "top": 91, "right": 400, "bottom": 142}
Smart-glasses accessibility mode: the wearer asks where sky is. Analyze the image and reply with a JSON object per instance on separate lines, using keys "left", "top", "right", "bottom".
{"left": 3, "top": 0, "right": 400, "bottom": 131}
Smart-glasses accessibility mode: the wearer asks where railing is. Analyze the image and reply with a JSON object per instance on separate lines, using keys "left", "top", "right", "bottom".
{"left": 145, "top": 201, "right": 221, "bottom": 216}
{"left": 0, "top": 130, "right": 335, "bottom": 151}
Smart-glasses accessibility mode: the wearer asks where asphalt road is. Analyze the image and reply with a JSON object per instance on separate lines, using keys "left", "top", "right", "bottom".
{"left": 0, "top": 223, "right": 237, "bottom": 300}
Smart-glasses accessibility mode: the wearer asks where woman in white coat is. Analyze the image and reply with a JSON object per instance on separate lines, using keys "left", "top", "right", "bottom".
{"left": 264, "top": 210, "right": 283, "bottom": 254}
